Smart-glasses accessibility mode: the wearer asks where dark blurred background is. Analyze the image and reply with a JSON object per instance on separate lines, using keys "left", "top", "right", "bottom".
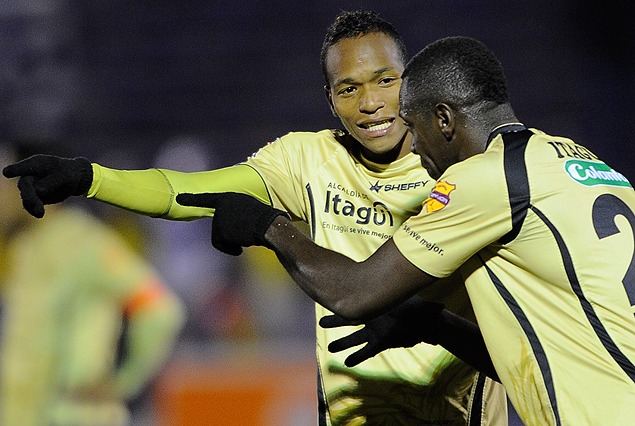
{"left": 0, "top": 1, "right": 633, "bottom": 425}
{"left": 1, "top": 0, "right": 633, "bottom": 176}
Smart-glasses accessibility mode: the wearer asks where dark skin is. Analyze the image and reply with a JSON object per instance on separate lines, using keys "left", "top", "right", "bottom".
{"left": 264, "top": 78, "right": 518, "bottom": 321}
{"left": 258, "top": 78, "right": 518, "bottom": 379}
{"left": 264, "top": 208, "right": 505, "bottom": 378}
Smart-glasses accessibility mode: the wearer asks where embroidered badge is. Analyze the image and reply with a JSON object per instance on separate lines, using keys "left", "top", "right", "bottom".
{"left": 425, "top": 181, "right": 456, "bottom": 212}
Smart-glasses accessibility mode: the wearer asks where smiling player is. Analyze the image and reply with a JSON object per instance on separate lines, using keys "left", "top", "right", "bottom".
{"left": 3, "top": 12, "right": 506, "bottom": 426}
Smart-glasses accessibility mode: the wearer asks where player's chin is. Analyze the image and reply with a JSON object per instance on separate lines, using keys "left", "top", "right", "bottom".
{"left": 362, "top": 134, "right": 403, "bottom": 155}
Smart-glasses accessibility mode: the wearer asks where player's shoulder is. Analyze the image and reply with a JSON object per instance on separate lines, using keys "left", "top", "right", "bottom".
{"left": 439, "top": 143, "right": 509, "bottom": 202}
{"left": 259, "top": 129, "right": 351, "bottom": 156}
{"left": 278, "top": 129, "right": 346, "bottom": 145}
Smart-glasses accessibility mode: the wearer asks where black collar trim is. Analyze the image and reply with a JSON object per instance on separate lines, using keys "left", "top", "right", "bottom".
{"left": 487, "top": 123, "right": 526, "bottom": 146}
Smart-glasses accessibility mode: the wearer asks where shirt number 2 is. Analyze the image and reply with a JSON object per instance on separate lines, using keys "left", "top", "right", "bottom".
{"left": 593, "top": 193, "right": 635, "bottom": 315}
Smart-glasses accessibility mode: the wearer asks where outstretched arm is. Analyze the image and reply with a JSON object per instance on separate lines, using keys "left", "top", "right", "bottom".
{"left": 89, "top": 163, "right": 270, "bottom": 219}
{"left": 273, "top": 222, "right": 496, "bottom": 377}
{"left": 265, "top": 215, "right": 434, "bottom": 321}
{"left": 3, "top": 154, "right": 270, "bottom": 219}
{"left": 273, "top": 214, "right": 498, "bottom": 377}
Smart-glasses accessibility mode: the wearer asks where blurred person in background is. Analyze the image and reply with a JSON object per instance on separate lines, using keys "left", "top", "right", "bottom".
{"left": 0, "top": 141, "right": 186, "bottom": 426}
{"left": 2, "top": 11, "right": 507, "bottom": 426}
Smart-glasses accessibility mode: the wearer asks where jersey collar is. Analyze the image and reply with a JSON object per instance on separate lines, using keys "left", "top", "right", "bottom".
{"left": 487, "top": 123, "right": 526, "bottom": 146}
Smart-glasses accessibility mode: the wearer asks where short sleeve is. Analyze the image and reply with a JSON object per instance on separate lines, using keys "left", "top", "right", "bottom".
{"left": 246, "top": 131, "right": 336, "bottom": 222}
{"left": 393, "top": 152, "right": 513, "bottom": 278}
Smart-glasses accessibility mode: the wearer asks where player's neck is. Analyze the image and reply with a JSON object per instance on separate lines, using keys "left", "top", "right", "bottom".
{"left": 359, "top": 133, "right": 411, "bottom": 164}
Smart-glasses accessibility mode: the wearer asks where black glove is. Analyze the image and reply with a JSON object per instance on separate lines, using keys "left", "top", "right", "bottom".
{"left": 2, "top": 155, "right": 93, "bottom": 218}
{"left": 176, "top": 192, "right": 290, "bottom": 256}
{"left": 320, "top": 296, "right": 446, "bottom": 367}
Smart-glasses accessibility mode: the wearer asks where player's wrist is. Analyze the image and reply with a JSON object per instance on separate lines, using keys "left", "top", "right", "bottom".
{"left": 264, "top": 214, "right": 293, "bottom": 247}
{"left": 255, "top": 206, "right": 289, "bottom": 247}
{"left": 72, "top": 157, "right": 94, "bottom": 196}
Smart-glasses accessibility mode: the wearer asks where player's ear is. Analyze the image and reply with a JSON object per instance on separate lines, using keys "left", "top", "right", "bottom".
{"left": 436, "top": 103, "right": 455, "bottom": 142}
{"left": 324, "top": 85, "right": 338, "bottom": 117}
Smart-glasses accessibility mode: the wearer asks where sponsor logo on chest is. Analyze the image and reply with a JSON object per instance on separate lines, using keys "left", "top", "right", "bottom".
{"left": 321, "top": 179, "right": 429, "bottom": 228}
{"left": 324, "top": 190, "right": 393, "bottom": 226}
{"left": 369, "top": 180, "right": 430, "bottom": 192}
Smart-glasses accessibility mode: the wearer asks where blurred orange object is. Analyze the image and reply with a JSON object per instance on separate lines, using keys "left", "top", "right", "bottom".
{"left": 153, "top": 347, "right": 317, "bottom": 426}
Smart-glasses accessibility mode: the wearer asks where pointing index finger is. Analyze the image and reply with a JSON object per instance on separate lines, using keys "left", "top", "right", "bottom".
{"left": 175, "top": 192, "right": 224, "bottom": 208}
{"left": 2, "top": 162, "right": 23, "bottom": 178}
{"left": 2, "top": 156, "right": 51, "bottom": 178}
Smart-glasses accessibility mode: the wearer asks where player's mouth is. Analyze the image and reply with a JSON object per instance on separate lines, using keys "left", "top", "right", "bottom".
{"left": 358, "top": 118, "right": 395, "bottom": 137}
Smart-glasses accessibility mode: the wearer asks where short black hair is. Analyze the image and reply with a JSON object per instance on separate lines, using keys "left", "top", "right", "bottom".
{"left": 401, "top": 36, "right": 509, "bottom": 113}
{"left": 320, "top": 10, "right": 408, "bottom": 87}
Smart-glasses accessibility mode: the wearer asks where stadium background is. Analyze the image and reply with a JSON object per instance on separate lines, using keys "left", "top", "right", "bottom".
{"left": 1, "top": 1, "right": 633, "bottom": 425}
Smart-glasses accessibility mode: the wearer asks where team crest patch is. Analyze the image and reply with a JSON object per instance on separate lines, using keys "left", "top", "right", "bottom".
{"left": 425, "top": 181, "right": 456, "bottom": 212}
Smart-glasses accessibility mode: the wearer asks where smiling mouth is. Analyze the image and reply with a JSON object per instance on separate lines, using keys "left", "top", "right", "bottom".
{"left": 359, "top": 119, "right": 394, "bottom": 132}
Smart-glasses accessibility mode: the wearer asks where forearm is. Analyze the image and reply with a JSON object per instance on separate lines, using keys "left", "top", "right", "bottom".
{"left": 88, "top": 163, "right": 270, "bottom": 219}
{"left": 87, "top": 165, "right": 175, "bottom": 217}
{"left": 437, "top": 310, "right": 499, "bottom": 381}
{"left": 265, "top": 216, "right": 432, "bottom": 321}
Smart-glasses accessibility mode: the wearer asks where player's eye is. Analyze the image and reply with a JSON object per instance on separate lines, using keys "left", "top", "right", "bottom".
{"left": 379, "top": 77, "right": 398, "bottom": 85}
{"left": 338, "top": 86, "right": 357, "bottom": 96}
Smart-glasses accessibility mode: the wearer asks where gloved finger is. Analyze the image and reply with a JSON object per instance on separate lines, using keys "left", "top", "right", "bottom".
{"left": 2, "top": 164, "right": 17, "bottom": 178}
{"left": 319, "top": 314, "right": 354, "bottom": 329}
{"left": 328, "top": 328, "right": 369, "bottom": 353}
{"left": 344, "top": 344, "right": 379, "bottom": 367}
{"left": 176, "top": 192, "right": 224, "bottom": 208}
{"left": 2, "top": 155, "right": 53, "bottom": 178}
{"left": 17, "top": 176, "right": 45, "bottom": 218}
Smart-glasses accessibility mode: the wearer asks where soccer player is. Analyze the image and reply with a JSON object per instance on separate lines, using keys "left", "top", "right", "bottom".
{"left": 177, "top": 36, "right": 635, "bottom": 425}
{"left": 0, "top": 142, "right": 186, "bottom": 426}
{"left": 3, "top": 12, "right": 506, "bottom": 425}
